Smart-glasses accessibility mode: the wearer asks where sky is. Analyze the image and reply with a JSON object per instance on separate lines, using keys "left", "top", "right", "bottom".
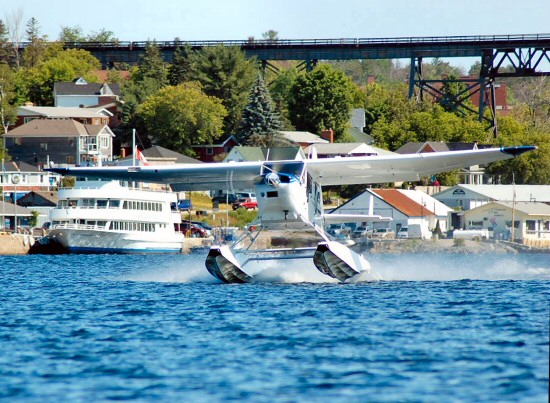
{"left": 2, "top": 0, "right": 550, "bottom": 70}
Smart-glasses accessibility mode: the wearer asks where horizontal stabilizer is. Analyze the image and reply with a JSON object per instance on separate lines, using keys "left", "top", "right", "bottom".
{"left": 205, "top": 245, "right": 253, "bottom": 283}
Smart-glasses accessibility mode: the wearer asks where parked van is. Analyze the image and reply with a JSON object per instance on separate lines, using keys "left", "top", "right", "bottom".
{"left": 407, "top": 224, "right": 432, "bottom": 240}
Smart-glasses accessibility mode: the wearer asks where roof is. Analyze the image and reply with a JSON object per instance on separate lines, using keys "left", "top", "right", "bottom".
{"left": 0, "top": 201, "right": 33, "bottom": 216}
{"left": 347, "top": 126, "right": 374, "bottom": 144}
{"left": 304, "top": 143, "right": 378, "bottom": 156}
{"left": 435, "top": 184, "right": 550, "bottom": 202}
{"left": 4, "top": 119, "right": 112, "bottom": 138}
{"left": 395, "top": 141, "right": 489, "bottom": 154}
{"left": 277, "top": 131, "right": 329, "bottom": 144}
{"left": 118, "top": 146, "right": 203, "bottom": 164}
{"left": 53, "top": 78, "right": 121, "bottom": 96}
{"left": 495, "top": 201, "right": 550, "bottom": 215}
{"left": 17, "top": 190, "right": 59, "bottom": 206}
{"left": 3, "top": 161, "right": 40, "bottom": 172}
{"left": 371, "top": 189, "right": 436, "bottom": 217}
{"left": 227, "top": 146, "right": 303, "bottom": 162}
{"left": 18, "top": 106, "right": 112, "bottom": 118}
{"left": 398, "top": 189, "right": 453, "bottom": 216}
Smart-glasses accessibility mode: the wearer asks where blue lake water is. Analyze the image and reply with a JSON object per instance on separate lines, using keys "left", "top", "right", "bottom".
{"left": 1, "top": 252, "right": 549, "bottom": 402}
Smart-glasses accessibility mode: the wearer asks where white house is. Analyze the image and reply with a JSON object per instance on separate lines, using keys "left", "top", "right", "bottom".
{"left": 463, "top": 201, "right": 550, "bottom": 247}
{"left": 331, "top": 188, "right": 452, "bottom": 234}
{"left": 433, "top": 184, "right": 550, "bottom": 211}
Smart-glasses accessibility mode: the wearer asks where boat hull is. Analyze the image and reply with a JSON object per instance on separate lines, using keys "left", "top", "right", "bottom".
{"left": 48, "top": 228, "right": 184, "bottom": 254}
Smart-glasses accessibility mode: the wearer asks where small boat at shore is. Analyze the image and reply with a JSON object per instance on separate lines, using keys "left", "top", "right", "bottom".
{"left": 47, "top": 180, "right": 185, "bottom": 253}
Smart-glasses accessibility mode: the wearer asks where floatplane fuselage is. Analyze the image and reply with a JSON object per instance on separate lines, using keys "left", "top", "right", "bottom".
{"left": 46, "top": 145, "right": 537, "bottom": 283}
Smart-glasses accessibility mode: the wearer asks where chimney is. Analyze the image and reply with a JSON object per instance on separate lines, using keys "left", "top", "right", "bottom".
{"left": 320, "top": 129, "right": 334, "bottom": 143}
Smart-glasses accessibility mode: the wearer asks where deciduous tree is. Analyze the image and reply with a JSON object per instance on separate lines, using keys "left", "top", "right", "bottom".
{"left": 288, "top": 64, "right": 355, "bottom": 140}
{"left": 136, "top": 83, "right": 227, "bottom": 156}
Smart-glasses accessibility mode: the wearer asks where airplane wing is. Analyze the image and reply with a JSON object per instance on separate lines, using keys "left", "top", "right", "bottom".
{"left": 46, "top": 146, "right": 535, "bottom": 190}
{"left": 304, "top": 146, "right": 536, "bottom": 186}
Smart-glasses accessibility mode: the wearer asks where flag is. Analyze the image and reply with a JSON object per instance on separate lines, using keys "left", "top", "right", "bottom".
{"left": 135, "top": 148, "right": 150, "bottom": 166}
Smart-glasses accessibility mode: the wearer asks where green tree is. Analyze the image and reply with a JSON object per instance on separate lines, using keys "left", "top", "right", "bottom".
{"left": 0, "top": 64, "right": 17, "bottom": 134}
{"left": 484, "top": 116, "right": 550, "bottom": 184}
{"left": 168, "top": 43, "right": 193, "bottom": 86}
{"left": 0, "top": 20, "right": 11, "bottom": 65}
{"left": 23, "top": 48, "right": 100, "bottom": 105}
{"left": 86, "top": 29, "right": 117, "bottom": 43}
{"left": 288, "top": 64, "right": 355, "bottom": 140}
{"left": 133, "top": 41, "right": 167, "bottom": 86}
{"left": 238, "top": 74, "right": 281, "bottom": 146}
{"left": 269, "top": 67, "right": 299, "bottom": 130}
{"left": 189, "top": 45, "right": 257, "bottom": 134}
{"left": 58, "top": 26, "right": 84, "bottom": 42}
{"left": 136, "top": 83, "right": 227, "bottom": 156}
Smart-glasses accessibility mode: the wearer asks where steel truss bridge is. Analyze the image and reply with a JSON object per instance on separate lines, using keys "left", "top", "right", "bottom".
{"left": 57, "top": 34, "right": 550, "bottom": 135}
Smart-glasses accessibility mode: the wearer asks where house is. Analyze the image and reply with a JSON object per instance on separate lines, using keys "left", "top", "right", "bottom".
{"left": 395, "top": 141, "right": 492, "bottom": 184}
{"left": 3, "top": 119, "right": 115, "bottom": 167}
{"left": 0, "top": 200, "right": 34, "bottom": 231}
{"left": 15, "top": 105, "right": 113, "bottom": 129}
{"left": 224, "top": 146, "right": 305, "bottom": 162}
{"left": 116, "top": 145, "right": 203, "bottom": 166}
{"left": 191, "top": 135, "right": 239, "bottom": 162}
{"left": 53, "top": 77, "right": 121, "bottom": 108}
{"left": 16, "top": 190, "right": 58, "bottom": 228}
{"left": 277, "top": 131, "right": 329, "bottom": 147}
{"left": 303, "top": 143, "right": 378, "bottom": 158}
{"left": 53, "top": 77, "right": 122, "bottom": 127}
{"left": 348, "top": 108, "right": 374, "bottom": 144}
{"left": 1, "top": 161, "right": 60, "bottom": 201}
{"left": 463, "top": 201, "right": 550, "bottom": 247}
{"left": 330, "top": 188, "right": 452, "bottom": 234}
{"left": 433, "top": 184, "right": 550, "bottom": 211}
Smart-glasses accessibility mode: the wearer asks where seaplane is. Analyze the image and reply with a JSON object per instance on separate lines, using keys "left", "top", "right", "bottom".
{"left": 46, "top": 145, "right": 535, "bottom": 283}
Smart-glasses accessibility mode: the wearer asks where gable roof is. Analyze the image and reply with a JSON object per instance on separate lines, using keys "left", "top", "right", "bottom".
{"left": 469, "top": 200, "right": 550, "bottom": 216}
{"left": 227, "top": 146, "right": 304, "bottom": 162}
{"left": 371, "top": 189, "right": 436, "bottom": 217}
{"left": 53, "top": 79, "right": 121, "bottom": 97}
{"left": 18, "top": 106, "right": 113, "bottom": 118}
{"left": 395, "top": 141, "right": 490, "bottom": 154}
{"left": 4, "top": 119, "right": 114, "bottom": 138}
{"left": 347, "top": 126, "right": 374, "bottom": 144}
{"left": 3, "top": 161, "right": 40, "bottom": 172}
{"left": 434, "top": 184, "right": 550, "bottom": 203}
{"left": 304, "top": 143, "right": 378, "bottom": 156}
{"left": 17, "top": 190, "right": 59, "bottom": 206}
{"left": 118, "top": 146, "right": 203, "bottom": 164}
{"left": 277, "top": 131, "right": 329, "bottom": 144}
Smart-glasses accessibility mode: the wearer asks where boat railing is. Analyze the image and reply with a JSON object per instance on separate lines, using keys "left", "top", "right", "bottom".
{"left": 52, "top": 223, "right": 108, "bottom": 231}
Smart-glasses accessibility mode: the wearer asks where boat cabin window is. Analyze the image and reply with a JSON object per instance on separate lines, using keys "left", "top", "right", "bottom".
{"left": 97, "top": 199, "right": 108, "bottom": 209}
{"left": 110, "top": 200, "right": 120, "bottom": 208}
{"left": 81, "top": 199, "right": 95, "bottom": 208}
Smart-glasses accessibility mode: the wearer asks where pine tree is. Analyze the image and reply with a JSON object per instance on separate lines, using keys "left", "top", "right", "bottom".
{"left": 238, "top": 74, "right": 281, "bottom": 146}
{"left": 135, "top": 40, "right": 167, "bottom": 86}
{"left": 168, "top": 43, "right": 193, "bottom": 86}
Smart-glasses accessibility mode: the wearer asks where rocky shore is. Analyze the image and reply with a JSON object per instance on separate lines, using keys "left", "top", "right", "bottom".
{"left": 361, "top": 238, "right": 547, "bottom": 254}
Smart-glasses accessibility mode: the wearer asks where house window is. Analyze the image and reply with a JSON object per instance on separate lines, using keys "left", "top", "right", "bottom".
{"left": 66, "top": 156, "right": 75, "bottom": 164}
{"left": 99, "top": 136, "right": 109, "bottom": 148}
{"left": 526, "top": 220, "right": 536, "bottom": 232}
{"left": 24, "top": 117, "right": 37, "bottom": 124}
{"left": 13, "top": 138, "right": 22, "bottom": 146}
{"left": 40, "top": 143, "right": 48, "bottom": 151}
{"left": 206, "top": 147, "right": 214, "bottom": 156}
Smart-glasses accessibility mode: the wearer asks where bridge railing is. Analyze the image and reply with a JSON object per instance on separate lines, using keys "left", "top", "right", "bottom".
{"left": 17, "top": 33, "right": 550, "bottom": 50}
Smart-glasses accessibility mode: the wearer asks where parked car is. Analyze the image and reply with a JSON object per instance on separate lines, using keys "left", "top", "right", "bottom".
{"left": 371, "top": 228, "right": 396, "bottom": 239}
{"left": 327, "top": 223, "right": 353, "bottom": 236}
{"left": 235, "top": 192, "right": 257, "bottom": 202}
{"left": 177, "top": 199, "right": 193, "bottom": 211}
{"left": 192, "top": 221, "right": 212, "bottom": 236}
{"left": 232, "top": 198, "right": 258, "bottom": 210}
{"left": 180, "top": 222, "right": 208, "bottom": 238}
{"left": 212, "top": 194, "right": 238, "bottom": 204}
{"left": 352, "top": 226, "right": 374, "bottom": 238}
{"left": 397, "top": 226, "right": 408, "bottom": 239}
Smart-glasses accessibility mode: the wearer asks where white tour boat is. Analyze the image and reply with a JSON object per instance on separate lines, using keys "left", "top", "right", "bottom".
{"left": 48, "top": 180, "right": 185, "bottom": 253}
